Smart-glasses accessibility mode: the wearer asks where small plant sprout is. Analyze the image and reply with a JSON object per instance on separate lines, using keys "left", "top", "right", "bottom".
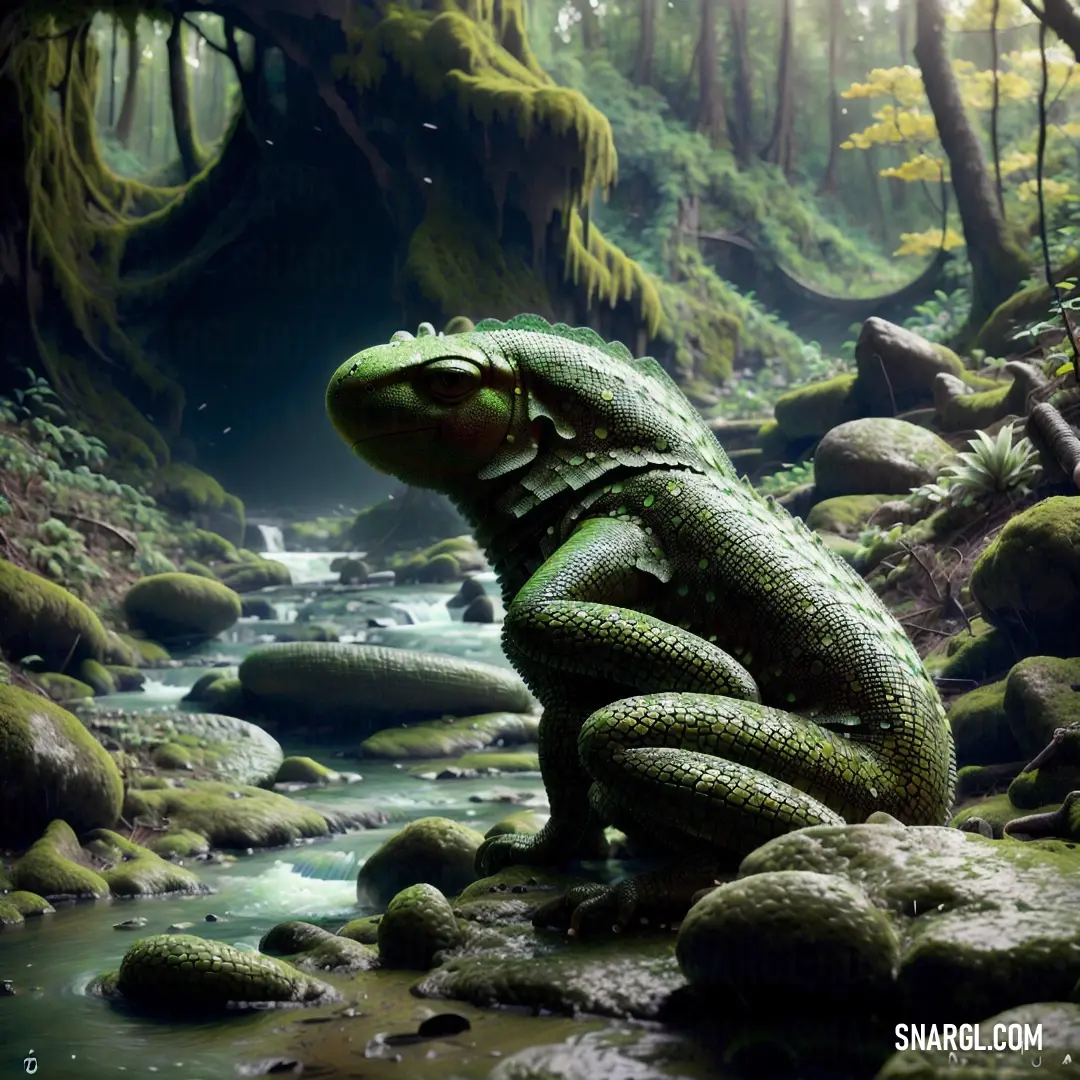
{"left": 938, "top": 424, "right": 1042, "bottom": 500}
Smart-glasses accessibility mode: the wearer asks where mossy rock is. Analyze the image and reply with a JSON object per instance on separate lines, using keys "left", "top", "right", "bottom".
{"left": 189, "top": 675, "right": 246, "bottom": 715}
{"left": 1007, "top": 726, "right": 1080, "bottom": 809}
{"left": 0, "top": 889, "right": 55, "bottom": 927}
{"left": 414, "top": 553, "right": 461, "bottom": 583}
{"left": 356, "top": 816, "right": 485, "bottom": 908}
{"left": 81, "top": 829, "right": 206, "bottom": 896}
{"left": 970, "top": 496, "right": 1080, "bottom": 656}
{"left": 378, "top": 883, "right": 464, "bottom": 970}
{"left": 416, "top": 750, "right": 540, "bottom": 775}
{"left": 156, "top": 463, "right": 246, "bottom": 547}
{"left": 123, "top": 779, "right": 327, "bottom": 850}
{"left": 105, "top": 665, "right": 145, "bottom": 692}
{"left": 149, "top": 830, "right": 210, "bottom": 859}
{"left": 179, "top": 560, "right": 219, "bottom": 580}
{"left": 816, "top": 531, "right": 862, "bottom": 567}
{"left": 773, "top": 373, "right": 860, "bottom": 441}
{"left": 11, "top": 820, "right": 110, "bottom": 898}
{"left": 241, "top": 597, "right": 276, "bottom": 620}
{"left": 934, "top": 377, "right": 1012, "bottom": 432}
{"left": 216, "top": 559, "right": 292, "bottom": 593}
{"left": 935, "top": 619, "right": 1020, "bottom": 682}
{"left": 360, "top": 712, "right": 540, "bottom": 759}
{"left": 805, "top": 494, "right": 897, "bottom": 539}
{"left": 123, "top": 573, "right": 242, "bottom": 644}
{"left": 0, "top": 686, "right": 123, "bottom": 848}
{"left": 676, "top": 870, "right": 900, "bottom": 999}
{"left": 188, "top": 529, "right": 241, "bottom": 563}
{"left": 949, "top": 793, "right": 1061, "bottom": 837}
{"left": 1004, "top": 656, "right": 1080, "bottom": 759}
{"left": 813, "top": 418, "right": 953, "bottom": 501}
{"left": 947, "top": 679, "right": 1021, "bottom": 768}
{"left": 118, "top": 633, "right": 171, "bottom": 665}
{"left": 0, "top": 557, "right": 111, "bottom": 667}
{"left": 152, "top": 742, "right": 193, "bottom": 769}
{"left": 446, "top": 576, "right": 487, "bottom": 609}
{"left": 274, "top": 756, "right": 336, "bottom": 784}
{"left": 337, "top": 557, "right": 369, "bottom": 585}
{"left": 259, "top": 921, "right": 378, "bottom": 973}
{"left": 754, "top": 419, "right": 791, "bottom": 463}
{"left": 274, "top": 624, "right": 339, "bottom": 643}
{"left": 77, "top": 659, "right": 116, "bottom": 696}
{"left": 100, "top": 934, "right": 339, "bottom": 1012}
{"left": 238, "top": 643, "right": 533, "bottom": 727}
{"left": 31, "top": 672, "right": 95, "bottom": 703}
{"left": 484, "top": 809, "right": 547, "bottom": 838}
{"left": 336, "top": 914, "right": 382, "bottom": 945}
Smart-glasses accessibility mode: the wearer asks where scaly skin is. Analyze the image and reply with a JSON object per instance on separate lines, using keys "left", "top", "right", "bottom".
{"left": 326, "top": 316, "right": 956, "bottom": 933}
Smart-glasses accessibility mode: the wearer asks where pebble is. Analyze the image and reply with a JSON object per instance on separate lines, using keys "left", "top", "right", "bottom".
{"left": 204, "top": 913, "right": 223, "bottom": 922}
{"left": 113, "top": 918, "right": 148, "bottom": 931}
{"left": 166, "top": 922, "right": 194, "bottom": 932}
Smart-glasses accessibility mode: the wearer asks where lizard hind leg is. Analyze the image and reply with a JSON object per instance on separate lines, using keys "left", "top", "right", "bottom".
{"left": 578, "top": 692, "right": 902, "bottom": 860}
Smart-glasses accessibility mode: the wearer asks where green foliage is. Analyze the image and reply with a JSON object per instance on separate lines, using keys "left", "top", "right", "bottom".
{"left": 902, "top": 286, "right": 972, "bottom": 345}
{"left": 754, "top": 462, "right": 814, "bottom": 497}
{"left": 937, "top": 424, "right": 1042, "bottom": 501}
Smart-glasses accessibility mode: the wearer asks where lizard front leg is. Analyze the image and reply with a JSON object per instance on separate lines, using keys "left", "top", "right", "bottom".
{"left": 476, "top": 516, "right": 759, "bottom": 876}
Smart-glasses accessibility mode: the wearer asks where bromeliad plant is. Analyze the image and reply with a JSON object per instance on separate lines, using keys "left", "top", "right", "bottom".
{"left": 935, "top": 424, "right": 1042, "bottom": 504}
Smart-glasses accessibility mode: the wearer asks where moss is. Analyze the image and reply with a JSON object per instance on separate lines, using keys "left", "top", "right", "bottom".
{"left": 118, "top": 633, "right": 171, "bottom": 665}
{"left": 0, "top": 685, "right": 123, "bottom": 847}
{"left": 152, "top": 742, "right": 192, "bottom": 769}
{"left": 241, "top": 597, "right": 276, "bottom": 620}
{"left": 485, "top": 809, "right": 546, "bottom": 837}
{"left": 937, "top": 620, "right": 1019, "bottom": 682}
{"left": 188, "top": 530, "right": 241, "bottom": 563}
{"left": 12, "top": 820, "right": 110, "bottom": 898}
{"left": 155, "top": 464, "right": 245, "bottom": 546}
{"left": 360, "top": 711, "right": 540, "bottom": 759}
{"left": 148, "top": 830, "right": 209, "bottom": 859}
{"left": 123, "top": 779, "right": 329, "bottom": 850}
{"left": 0, "top": 557, "right": 111, "bottom": 667}
{"left": 0, "top": 890, "right": 54, "bottom": 926}
{"left": 1004, "top": 656, "right": 1080, "bottom": 759}
{"left": 123, "top": 573, "right": 242, "bottom": 643}
{"left": 259, "top": 921, "right": 378, "bottom": 974}
{"left": 949, "top": 793, "right": 1061, "bottom": 837}
{"left": 773, "top": 374, "right": 859, "bottom": 441}
{"left": 31, "top": 671, "right": 95, "bottom": 702}
{"left": 420, "top": 750, "right": 540, "bottom": 774}
{"left": 947, "top": 679, "right": 1021, "bottom": 768}
{"left": 417, "top": 552, "right": 461, "bottom": 583}
{"left": 275, "top": 756, "right": 335, "bottom": 784}
{"left": 754, "top": 419, "right": 789, "bottom": 462}
{"left": 216, "top": 559, "right": 292, "bottom": 593}
{"left": 274, "top": 624, "right": 339, "bottom": 644}
{"left": 805, "top": 494, "right": 896, "bottom": 539}
{"left": 81, "top": 829, "right": 205, "bottom": 896}
{"left": 336, "top": 914, "right": 382, "bottom": 945}
{"left": 180, "top": 560, "right": 219, "bottom": 580}
{"left": 105, "top": 664, "right": 144, "bottom": 691}
{"left": 78, "top": 658, "right": 116, "bottom": 696}
{"left": 971, "top": 497, "right": 1080, "bottom": 656}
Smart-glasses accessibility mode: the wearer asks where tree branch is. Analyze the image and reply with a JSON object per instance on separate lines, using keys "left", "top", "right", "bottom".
{"left": 1020, "top": 0, "right": 1080, "bottom": 64}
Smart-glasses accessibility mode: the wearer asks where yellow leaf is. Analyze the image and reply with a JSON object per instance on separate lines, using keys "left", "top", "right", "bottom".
{"left": 880, "top": 154, "right": 947, "bottom": 183}
{"left": 1016, "top": 178, "right": 1073, "bottom": 204}
{"left": 841, "top": 66, "right": 925, "bottom": 108}
{"left": 999, "top": 150, "right": 1036, "bottom": 177}
{"left": 893, "top": 227, "right": 965, "bottom": 258}
{"left": 1056, "top": 361, "right": 1076, "bottom": 376}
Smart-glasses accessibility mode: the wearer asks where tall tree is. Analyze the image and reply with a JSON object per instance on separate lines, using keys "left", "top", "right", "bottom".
{"left": 728, "top": 0, "right": 752, "bottom": 164}
{"left": 761, "top": 0, "right": 795, "bottom": 178}
{"left": 573, "top": 0, "right": 601, "bottom": 50}
{"left": 818, "top": 0, "right": 843, "bottom": 195}
{"left": 696, "top": 0, "right": 726, "bottom": 148}
{"left": 913, "top": 0, "right": 1028, "bottom": 336}
{"left": 632, "top": 0, "right": 658, "bottom": 86}
{"left": 114, "top": 23, "right": 139, "bottom": 147}
{"left": 1018, "top": 0, "right": 1080, "bottom": 63}
{"left": 108, "top": 15, "right": 118, "bottom": 127}
{"left": 167, "top": 14, "right": 201, "bottom": 178}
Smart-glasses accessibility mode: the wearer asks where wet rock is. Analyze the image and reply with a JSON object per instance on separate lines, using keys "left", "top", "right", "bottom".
{"left": 356, "top": 816, "right": 485, "bottom": 908}
{"left": 241, "top": 597, "right": 276, "bottom": 620}
{"left": 446, "top": 576, "right": 487, "bottom": 610}
{"left": 814, "top": 418, "right": 953, "bottom": 501}
{"left": 274, "top": 756, "right": 338, "bottom": 784}
{"left": 0, "top": 890, "right": 55, "bottom": 928}
{"left": 1003, "top": 656, "right": 1080, "bottom": 760}
{"left": 260, "top": 921, "right": 378, "bottom": 973}
{"left": 336, "top": 914, "right": 382, "bottom": 945}
{"left": 462, "top": 596, "right": 495, "bottom": 623}
{"left": 378, "top": 883, "right": 464, "bottom": 970}
{"left": 92, "top": 934, "right": 340, "bottom": 1012}
{"left": 359, "top": 712, "right": 539, "bottom": 760}
{"left": 216, "top": 559, "right": 292, "bottom": 593}
{"left": 1007, "top": 723, "right": 1080, "bottom": 809}
{"left": 971, "top": 496, "right": 1080, "bottom": 657}
{"left": 0, "top": 685, "right": 123, "bottom": 848}
{"left": 705, "top": 819, "right": 1080, "bottom": 1020}
{"left": 948, "top": 680, "right": 1022, "bottom": 767}
{"left": 123, "top": 573, "right": 242, "bottom": 644}
{"left": 114, "top": 918, "right": 149, "bottom": 930}
{"left": 805, "top": 494, "right": 899, "bottom": 539}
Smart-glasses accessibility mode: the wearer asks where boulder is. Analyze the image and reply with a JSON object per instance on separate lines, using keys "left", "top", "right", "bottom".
{"left": 813, "top": 418, "right": 953, "bottom": 500}
{"left": 216, "top": 559, "right": 292, "bottom": 593}
{"left": 0, "top": 685, "right": 123, "bottom": 848}
{"left": 1004, "top": 656, "right": 1080, "bottom": 761}
{"left": 123, "top": 573, "right": 241, "bottom": 644}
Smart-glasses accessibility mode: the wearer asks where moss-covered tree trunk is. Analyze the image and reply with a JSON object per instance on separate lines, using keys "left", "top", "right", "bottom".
{"left": 114, "top": 22, "right": 139, "bottom": 147}
{"left": 727, "top": 0, "right": 751, "bottom": 165}
{"left": 760, "top": 0, "right": 795, "bottom": 178}
{"left": 818, "top": 0, "right": 842, "bottom": 196}
{"left": 631, "top": 0, "right": 657, "bottom": 86}
{"left": 914, "top": 0, "right": 1029, "bottom": 340}
{"left": 166, "top": 14, "right": 201, "bottom": 179}
{"left": 696, "top": 0, "right": 726, "bottom": 149}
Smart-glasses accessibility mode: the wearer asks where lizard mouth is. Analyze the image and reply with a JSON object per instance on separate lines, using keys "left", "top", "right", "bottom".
{"left": 351, "top": 425, "right": 437, "bottom": 450}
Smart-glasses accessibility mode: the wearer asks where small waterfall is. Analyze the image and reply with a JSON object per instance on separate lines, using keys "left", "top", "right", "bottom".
{"left": 258, "top": 524, "right": 285, "bottom": 553}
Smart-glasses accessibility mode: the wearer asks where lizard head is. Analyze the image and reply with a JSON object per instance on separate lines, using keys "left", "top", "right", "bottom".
{"left": 326, "top": 322, "right": 518, "bottom": 495}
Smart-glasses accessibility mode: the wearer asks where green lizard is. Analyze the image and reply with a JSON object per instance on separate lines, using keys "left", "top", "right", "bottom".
{"left": 326, "top": 315, "right": 956, "bottom": 933}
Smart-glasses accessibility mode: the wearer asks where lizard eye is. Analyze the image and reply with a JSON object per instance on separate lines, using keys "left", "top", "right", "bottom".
{"left": 422, "top": 359, "right": 482, "bottom": 403}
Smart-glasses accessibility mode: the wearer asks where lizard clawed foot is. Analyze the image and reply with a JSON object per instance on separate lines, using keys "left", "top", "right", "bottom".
{"left": 475, "top": 825, "right": 610, "bottom": 877}
{"left": 532, "top": 881, "right": 651, "bottom": 938}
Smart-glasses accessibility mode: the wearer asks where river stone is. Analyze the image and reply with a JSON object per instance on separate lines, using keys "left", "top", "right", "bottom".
{"left": 259, "top": 921, "right": 378, "bottom": 973}
{"left": 1003, "top": 656, "right": 1080, "bottom": 760}
{"left": 0, "top": 685, "right": 123, "bottom": 848}
{"left": 123, "top": 573, "right": 242, "bottom": 644}
{"left": 813, "top": 419, "right": 953, "bottom": 500}
{"left": 356, "top": 816, "right": 485, "bottom": 908}
{"left": 676, "top": 870, "right": 900, "bottom": 999}
{"left": 970, "top": 497, "right": 1080, "bottom": 657}
{"left": 728, "top": 820, "right": 1080, "bottom": 1020}
{"left": 947, "top": 680, "right": 1022, "bottom": 768}
{"left": 359, "top": 712, "right": 540, "bottom": 759}
{"left": 1007, "top": 724, "right": 1080, "bottom": 810}
{"left": 377, "top": 883, "right": 464, "bottom": 970}
{"left": 103, "top": 934, "right": 340, "bottom": 1011}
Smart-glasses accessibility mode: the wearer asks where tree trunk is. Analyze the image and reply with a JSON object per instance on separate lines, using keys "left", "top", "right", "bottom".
{"left": 914, "top": 0, "right": 1028, "bottom": 336}
{"left": 574, "top": 0, "right": 601, "bottom": 50}
{"left": 697, "top": 0, "right": 726, "bottom": 148}
{"left": 818, "top": 0, "right": 842, "bottom": 195}
{"left": 1021, "top": 0, "right": 1080, "bottom": 64}
{"left": 114, "top": 24, "right": 139, "bottom": 147}
{"left": 145, "top": 42, "right": 156, "bottom": 161}
{"left": 167, "top": 14, "right": 201, "bottom": 179}
{"left": 760, "top": 0, "right": 795, "bottom": 178}
{"left": 632, "top": 0, "right": 658, "bottom": 86}
{"left": 728, "top": 0, "right": 751, "bottom": 165}
{"left": 108, "top": 16, "right": 118, "bottom": 128}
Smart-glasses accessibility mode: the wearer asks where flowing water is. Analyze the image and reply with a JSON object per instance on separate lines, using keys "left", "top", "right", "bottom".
{"left": 0, "top": 566, "right": 569, "bottom": 1080}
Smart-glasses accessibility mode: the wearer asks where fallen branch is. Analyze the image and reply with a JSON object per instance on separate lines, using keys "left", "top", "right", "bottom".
{"left": 52, "top": 509, "right": 139, "bottom": 550}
